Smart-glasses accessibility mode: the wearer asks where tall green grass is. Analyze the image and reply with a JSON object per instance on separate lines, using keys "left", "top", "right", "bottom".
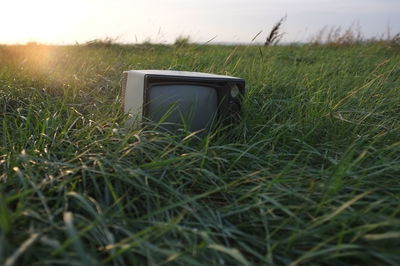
{"left": 0, "top": 42, "right": 399, "bottom": 265}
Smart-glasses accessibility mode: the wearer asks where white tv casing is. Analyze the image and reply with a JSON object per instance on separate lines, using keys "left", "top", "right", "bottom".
{"left": 121, "top": 70, "right": 245, "bottom": 127}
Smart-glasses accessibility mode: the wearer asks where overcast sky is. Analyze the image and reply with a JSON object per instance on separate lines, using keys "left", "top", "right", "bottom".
{"left": 1, "top": 0, "right": 399, "bottom": 44}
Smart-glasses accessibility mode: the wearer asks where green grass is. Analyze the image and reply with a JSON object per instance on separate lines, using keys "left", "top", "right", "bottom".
{"left": 0, "top": 42, "right": 399, "bottom": 265}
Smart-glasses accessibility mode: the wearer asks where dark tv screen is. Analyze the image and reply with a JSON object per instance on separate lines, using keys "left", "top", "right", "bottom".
{"left": 147, "top": 84, "right": 218, "bottom": 131}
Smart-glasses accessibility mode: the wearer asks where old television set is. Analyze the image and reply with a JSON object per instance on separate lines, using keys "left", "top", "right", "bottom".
{"left": 121, "top": 70, "right": 245, "bottom": 131}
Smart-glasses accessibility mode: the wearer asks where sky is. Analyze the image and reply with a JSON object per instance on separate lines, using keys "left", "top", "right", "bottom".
{"left": 1, "top": 0, "right": 399, "bottom": 44}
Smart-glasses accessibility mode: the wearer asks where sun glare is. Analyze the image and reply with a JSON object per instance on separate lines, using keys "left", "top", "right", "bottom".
{"left": 2, "top": 0, "right": 89, "bottom": 44}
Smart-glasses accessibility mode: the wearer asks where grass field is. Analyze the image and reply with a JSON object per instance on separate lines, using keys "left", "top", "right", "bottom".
{"left": 1, "top": 41, "right": 400, "bottom": 265}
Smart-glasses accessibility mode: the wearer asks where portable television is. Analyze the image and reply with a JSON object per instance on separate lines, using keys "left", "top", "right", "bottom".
{"left": 121, "top": 70, "right": 245, "bottom": 131}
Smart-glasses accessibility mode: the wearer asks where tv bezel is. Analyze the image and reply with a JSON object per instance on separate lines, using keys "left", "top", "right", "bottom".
{"left": 142, "top": 74, "right": 245, "bottom": 122}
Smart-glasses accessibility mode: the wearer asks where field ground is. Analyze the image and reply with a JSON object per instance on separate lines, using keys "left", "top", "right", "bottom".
{"left": 0, "top": 42, "right": 400, "bottom": 265}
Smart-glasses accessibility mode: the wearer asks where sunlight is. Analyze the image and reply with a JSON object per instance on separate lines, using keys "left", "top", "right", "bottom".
{"left": 1, "top": 0, "right": 399, "bottom": 44}
{"left": 2, "top": 0, "right": 89, "bottom": 43}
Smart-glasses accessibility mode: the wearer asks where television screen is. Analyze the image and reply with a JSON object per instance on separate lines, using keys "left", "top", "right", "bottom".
{"left": 121, "top": 70, "right": 245, "bottom": 132}
{"left": 147, "top": 84, "right": 218, "bottom": 131}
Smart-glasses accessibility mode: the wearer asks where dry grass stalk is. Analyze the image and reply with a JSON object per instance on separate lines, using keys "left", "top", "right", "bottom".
{"left": 265, "top": 15, "right": 286, "bottom": 46}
